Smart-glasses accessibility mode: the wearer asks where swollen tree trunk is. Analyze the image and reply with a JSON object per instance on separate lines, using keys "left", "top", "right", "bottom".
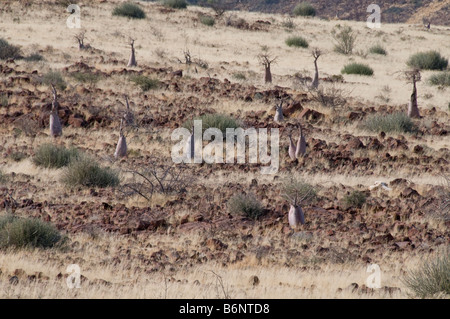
{"left": 264, "top": 65, "right": 272, "bottom": 83}
{"left": 288, "top": 205, "right": 305, "bottom": 228}
{"left": 288, "top": 134, "right": 296, "bottom": 161}
{"left": 295, "top": 125, "right": 306, "bottom": 158}
{"left": 311, "top": 60, "right": 319, "bottom": 89}
{"left": 408, "top": 80, "right": 420, "bottom": 118}
{"left": 114, "top": 120, "right": 127, "bottom": 159}
{"left": 49, "top": 85, "right": 62, "bottom": 138}
{"left": 127, "top": 40, "right": 137, "bottom": 67}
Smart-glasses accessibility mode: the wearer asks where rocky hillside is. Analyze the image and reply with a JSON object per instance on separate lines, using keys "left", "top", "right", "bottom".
{"left": 207, "top": 0, "right": 450, "bottom": 26}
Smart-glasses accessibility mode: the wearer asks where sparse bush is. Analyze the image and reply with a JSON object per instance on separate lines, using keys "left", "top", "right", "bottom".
{"left": 403, "top": 251, "right": 450, "bottom": 298}
{"left": 182, "top": 113, "right": 240, "bottom": 136}
{"left": 308, "top": 84, "right": 348, "bottom": 108}
{"left": 407, "top": 51, "right": 448, "bottom": 70}
{"left": 200, "top": 15, "right": 215, "bottom": 26}
{"left": 232, "top": 72, "right": 246, "bottom": 81}
{"left": 342, "top": 190, "right": 366, "bottom": 209}
{"left": 281, "top": 17, "right": 295, "bottom": 30}
{"left": 363, "top": 112, "right": 415, "bottom": 133}
{"left": 0, "top": 38, "right": 22, "bottom": 60}
{"left": 33, "top": 144, "right": 79, "bottom": 169}
{"left": 281, "top": 179, "right": 317, "bottom": 204}
{"left": 112, "top": 3, "right": 146, "bottom": 19}
{"left": 0, "top": 170, "right": 6, "bottom": 184}
{"left": 341, "top": 63, "right": 374, "bottom": 76}
{"left": 24, "top": 53, "right": 44, "bottom": 61}
{"left": 428, "top": 72, "right": 450, "bottom": 87}
{"left": 293, "top": 2, "right": 316, "bottom": 17}
{"left": 331, "top": 25, "right": 357, "bottom": 55}
{"left": 61, "top": 156, "right": 120, "bottom": 188}
{"left": 10, "top": 152, "right": 26, "bottom": 162}
{"left": 285, "top": 36, "right": 309, "bottom": 48}
{"left": 228, "top": 193, "right": 264, "bottom": 220}
{"left": 369, "top": 44, "right": 387, "bottom": 55}
{"left": 41, "top": 70, "right": 67, "bottom": 91}
{"left": 0, "top": 215, "right": 65, "bottom": 249}
{"left": 129, "top": 75, "right": 160, "bottom": 91}
{"left": 0, "top": 94, "right": 7, "bottom": 107}
{"left": 70, "top": 71, "right": 101, "bottom": 85}
{"left": 163, "top": 0, "right": 188, "bottom": 9}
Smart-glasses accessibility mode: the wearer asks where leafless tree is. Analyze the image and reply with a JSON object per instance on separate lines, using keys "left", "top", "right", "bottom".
{"left": 257, "top": 52, "right": 277, "bottom": 84}
{"left": 74, "top": 31, "right": 89, "bottom": 50}
{"left": 310, "top": 48, "right": 322, "bottom": 89}
{"left": 422, "top": 17, "right": 431, "bottom": 29}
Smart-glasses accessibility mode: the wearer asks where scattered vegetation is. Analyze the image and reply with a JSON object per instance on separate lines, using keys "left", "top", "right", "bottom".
{"left": 331, "top": 25, "right": 357, "bottom": 55}
{"left": 0, "top": 215, "right": 66, "bottom": 249}
{"left": 121, "top": 160, "right": 194, "bottom": 202}
{"left": 70, "top": 71, "right": 101, "bottom": 85}
{"left": 182, "top": 114, "right": 241, "bottom": 135}
{"left": 293, "top": 2, "right": 316, "bottom": 17}
{"left": 0, "top": 94, "right": 7, "bottom": 107}
{"left": 163, "top": 0, "right": 188, "bottom": 9}
{"left": 308, "top": 84, "right": 349, "bottom": 108}
{"left": 281, "top": 17, "right": 295, "bottom": 30}
{"left": 285, "top": 36, "right": 309, "bottom": 48}
{"left": 41, "top": 70, "right": 67, "bottom": 91}
{"left": 407, "top": 51, "right": 448, "bottom": 70}
{"left": 369, "top": 44, "right": 387, "bottom": 55}
{"left": 341, "top": 63, "right": 374, "bottom": 76}
{"left": 232, "top": 72, "right": 246, "bottom": 81}
{"left": 112, "top": 3, "right": 146, "bottom": 19}
{"left": 363, "top": 112, "right": 415, "bottom": 133}
{"left": 200, "top": 15, "right": 215, "bottom": 26}
{"left": 0, "top": 170, "right": 6, "bottom": 184}
{"left": 129, "top": 75, "right": 160, "bottom": 91}
{"left": 23, "top": 53, "right": 44, "bottom": 61}
{"left": 0, "top": 38, "right": 22, "bottom": 60}
{"left": 32, "top": 144, "right": 79, "bottom": 169}
{"left": 428, "top": 72, "right": 450, "bottom": 87}
{"left": 10, "top": 152, "right": 27, "bottom": 162}
{"left": 228, "top": 193, "right": 265, "bottom": 220}
{"left": 403, "top": 251, "right": 450, "bottom": 298}
{"left": 61, "top": 156, "right": 120, "bottom": 188}
{"left": 342, "top": 191, "right": 367, "bottom": 209}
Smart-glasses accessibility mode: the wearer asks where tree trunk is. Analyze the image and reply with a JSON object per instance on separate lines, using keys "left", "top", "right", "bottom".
{"left": 408, "top": 81, "right": 420, "bottom": 118}
{"left": 288, "top": 205, "right": 305, "bottom": 228}
{"left": 127, "top": 46, "right": 137, "bottom": 67}
{"left": 311, "top": 60, "right": 319, "bottom": 89}
{"left": 264, "top": 65, "right": 272, "bottom": 83}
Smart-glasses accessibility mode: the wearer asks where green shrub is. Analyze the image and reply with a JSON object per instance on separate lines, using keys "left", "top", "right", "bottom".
{"left": 293, "top": 2, "right": 316, "bottom": 16}
{"left": 428, "top": 72, "right": 450, "bottom": 87}
{"left": 342, "top": 190, "right": 366, "bottom": 209}
{"left": 0, "top": 38, "right": 22, "bottom": 60}
{"left": 70, "top": 71, "right": 101, "bottom": 85}
{"left": 112, "top": 3, "right": 146, "bottom": 19}
{"left": 363, "top": 112, "right": 415, "bottom": 133}
{"left": 232, "top": 72, "right": 246, "bottom": 81}
{"left": 129, "top": 75, "right": 160, "bottom": 91}
{"left": 228, "top": 193, "right": 264, "bottom": 220}
{"left": 32, "top": 144, "right": 79, "bottom": 169}
{"left": 0, "top": 170, "right": 7, "bottom": 184}
{"left": 24, "top": 53, "right": 44, "bottom": 62}
{"left": 200, "top": 15, "right": 215, "bottom": 26}
{"left": 182, "top": 113, "right": 241, "bottom": 135}
{"left": 407, "top": 51, "right": 448, "bottom": 70}
{"left": 0, "top": 94, "right": 7, "bottom": 107}
{"left": 41, "top": 70, "right": 67, "bottom": 91}
{"left": 341, "top": 63, "right": 374, "bottom": 76}
{"left": 403, "top": 251, "right": 449, "bottom": 298}
{"left": 0, "top": 215, "right": 65, "bottom": 249}
{"left": 331, "top": 25, "right": 357, "bottom": 55}
{"left": 61, "top": 156, "right": 120, "bottom": 188}
{"left": 285, "top": 36, "right": 309, "bottom": 48}
{"left": 369, "top": 44, "right": 387, "bottom": 55}
{"left": 10, "top": 152, "right": 26, "bottom": 162}
{"left": 163, "top": 0, "right": 188, "bottom": 9}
